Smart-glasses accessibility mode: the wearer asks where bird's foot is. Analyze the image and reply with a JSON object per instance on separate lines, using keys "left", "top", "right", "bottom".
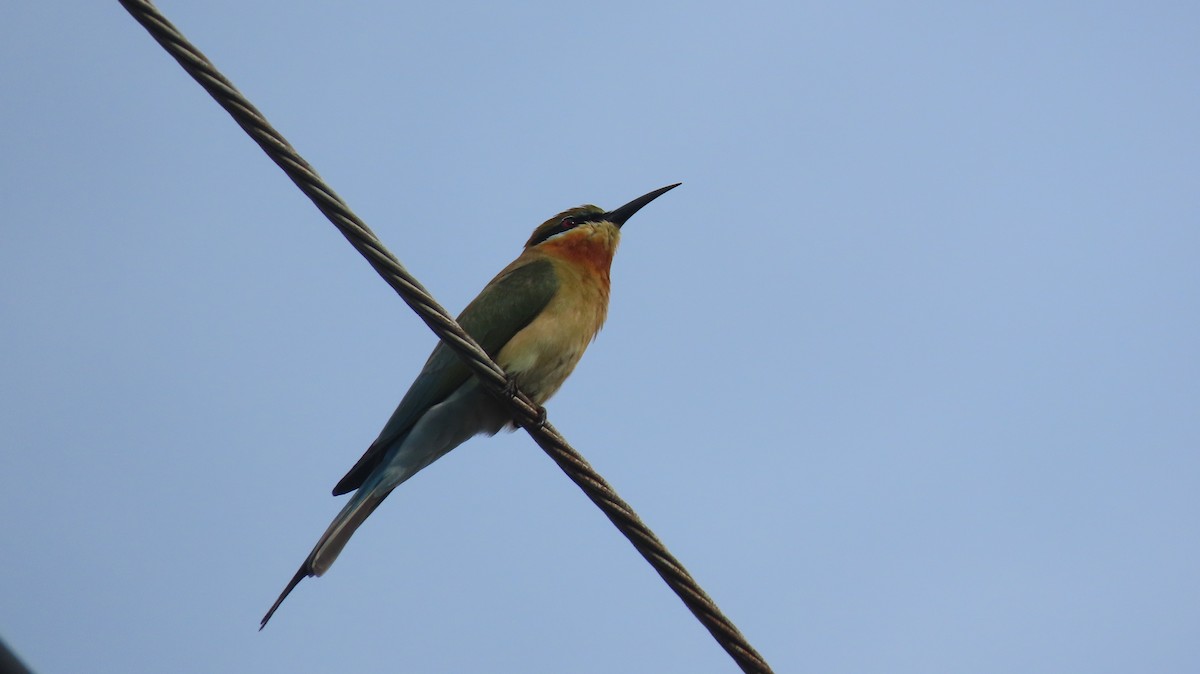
{"left": 502, "top": 375, "right": 547, "bottom": 427}
{"left": 502, "top": 375, "right": 520, "bottom": 398}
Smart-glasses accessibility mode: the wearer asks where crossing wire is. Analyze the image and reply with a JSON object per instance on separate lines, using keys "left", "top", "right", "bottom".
{"left": 117, "top": 2, "right": 774, "bottom": 672}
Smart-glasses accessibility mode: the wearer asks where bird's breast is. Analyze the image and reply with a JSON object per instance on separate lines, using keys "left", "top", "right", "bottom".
{"left": 496, "top": 260, "right": 611, "bottom": 404}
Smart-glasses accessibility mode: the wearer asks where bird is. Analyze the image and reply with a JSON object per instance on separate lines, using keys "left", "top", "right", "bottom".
{"left": 260, "top": 183, "right": 680, "bottom": 628}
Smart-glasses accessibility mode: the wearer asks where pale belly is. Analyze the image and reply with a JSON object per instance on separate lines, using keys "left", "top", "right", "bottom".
{"left": 495, "top": 286, "right": 607, "bottom": 404}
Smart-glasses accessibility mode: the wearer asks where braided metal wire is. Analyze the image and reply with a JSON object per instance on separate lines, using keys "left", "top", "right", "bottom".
{"left": 118, "top": 2, "right": 774, "bottom": 672}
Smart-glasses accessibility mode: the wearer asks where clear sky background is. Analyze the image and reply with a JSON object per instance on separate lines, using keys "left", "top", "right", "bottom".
{"left": 2, "top": 2, "right": 1197, "bottom": 673}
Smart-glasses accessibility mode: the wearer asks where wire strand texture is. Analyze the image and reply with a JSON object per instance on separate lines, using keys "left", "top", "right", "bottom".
{"left": 117, "top": 2, "right": 773, "bottom": 672}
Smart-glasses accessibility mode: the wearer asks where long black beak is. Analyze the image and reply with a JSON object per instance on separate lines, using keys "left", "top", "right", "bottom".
{"left": 605, "top": 183, "right": 681, "bottom": 228}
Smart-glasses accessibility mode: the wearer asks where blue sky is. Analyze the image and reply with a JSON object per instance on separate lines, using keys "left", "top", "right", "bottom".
{"left": 2, "top": 2, "right": 1197, "bottom": 672}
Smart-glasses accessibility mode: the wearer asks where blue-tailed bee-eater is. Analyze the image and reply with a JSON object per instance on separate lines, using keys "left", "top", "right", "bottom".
{"left": 260, "top": 183, "right": 680, "bottom": 627}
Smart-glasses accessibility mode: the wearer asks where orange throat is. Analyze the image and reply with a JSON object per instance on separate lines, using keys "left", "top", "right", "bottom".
{"left": 541, "top": 230, "right": 617, "bottom": 288}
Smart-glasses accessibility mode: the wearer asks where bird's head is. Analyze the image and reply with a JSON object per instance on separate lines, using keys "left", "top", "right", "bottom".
{"left": 524, "top": 183, "right": 681, "bottom": 253}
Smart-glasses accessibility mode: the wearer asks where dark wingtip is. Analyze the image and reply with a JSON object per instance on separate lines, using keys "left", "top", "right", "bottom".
{"left": 333, "top": 442, "right": 386, "bottom": 496}
{"left": 260, "top": 564, "right": 311, "bottom": 630}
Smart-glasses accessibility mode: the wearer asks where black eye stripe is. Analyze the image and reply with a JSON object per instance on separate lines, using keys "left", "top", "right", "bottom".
{"left": 531, "top": 216, "right": 580, "bottom": 246}
{"left": 528, "top": 211, "right": 610, "bottom": 247}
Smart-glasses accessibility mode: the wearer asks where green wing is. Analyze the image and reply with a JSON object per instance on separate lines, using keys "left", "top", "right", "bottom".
{"left": 332, "top": 258, "right": 559, "bottom": 495}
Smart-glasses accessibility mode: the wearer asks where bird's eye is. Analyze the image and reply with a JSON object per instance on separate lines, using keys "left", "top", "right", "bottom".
{"left": 560, "top": 217, "right": 574, "bottom": 228}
